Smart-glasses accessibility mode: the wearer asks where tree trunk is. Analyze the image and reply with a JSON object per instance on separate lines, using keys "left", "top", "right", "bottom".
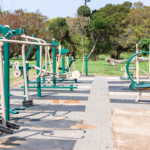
{"left": 85, "top": 0, "right": 86, "bottom": 5}
{"left": 106, "top": 57, "right": 149, "bottom": 65}
{"left": 81, "top": 30, "right": 85, "bottom": 58}
{"left": 106, "top": 57, "right": 128, "bottom": 64}
{"left": 71, "top": 44, "right": 76, "bottom": 59}
{"left": 111, "top": 53, "right": 120, "bottom": 59}
{"left": 93, "top": 50, "right": 96, "bottom": 61}
{"left": 87, "top": 35, "right": 99, "bottom": 60}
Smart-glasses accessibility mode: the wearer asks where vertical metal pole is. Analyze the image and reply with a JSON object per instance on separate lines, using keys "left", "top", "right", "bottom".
{"left": 43, "top": 66, "right": 46, "bottom": 87}
{"left": 69, "top": 54, "right": 71, "bottom": 65}
{"left": 4, "top": 42, "right": 10, "bottom": 121}
{"left": 43, "top": 76, "right": 45, "bottom": 84}
{"left": 85, "top": 54, "right": 88, "bottom": 76}
{"left": 36, "top": 45, "right": 41, "bottom": 97}
{"left": 62, "top": 54, "right": 65, "bottom": 80}
{"left": 0, "top": 43, "right": 6, "bottom": 127}
{"left": 22, "top": 45, "right": 29, "bottom": 101}
{"left": 52, "top": 39, "right": 56, "bottom": 86}
{"left": 24, "top": 61, "right": 29, "bottom": 108}
{"left": 62, "top": 54, "right": 65, "bottom": 74}
{"left": 136, "top": 42, "right": 139, "bottom": 83}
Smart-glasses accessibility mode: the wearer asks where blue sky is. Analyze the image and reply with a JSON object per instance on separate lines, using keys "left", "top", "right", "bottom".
{"left": 1, "top": 0, "right": 150, "bottom": 19}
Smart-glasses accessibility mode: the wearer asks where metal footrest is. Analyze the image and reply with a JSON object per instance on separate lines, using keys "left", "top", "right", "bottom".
{"left": 0, "top": 125, "right": 14, "bottom": 134}
{"left": 23, "top": 100, "right": 33, "bottom": 106}
{"left": 0, "top": 120, "right": 20, "bottom": 130}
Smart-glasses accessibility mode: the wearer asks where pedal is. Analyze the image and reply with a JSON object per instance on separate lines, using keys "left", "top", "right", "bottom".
{"left": 6, "top": 122, "right": 20, "bottom": 130}
{"left": 0, "top": 120, "right": 20, "bottom": 130}
{"left": 0, "top": 125, "right": 14, "bottom": 134}
{"left": 23, "top": 100, "right": 33, "bottom": 106}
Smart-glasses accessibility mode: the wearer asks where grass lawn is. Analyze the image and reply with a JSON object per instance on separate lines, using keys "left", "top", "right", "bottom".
{"left": 9, "top": 52, "right": 150, "bottom": 83}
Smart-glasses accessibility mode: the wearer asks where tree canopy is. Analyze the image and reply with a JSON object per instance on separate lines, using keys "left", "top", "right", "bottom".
{"left": 1, "top": 1, "right": 150, "bottom": 60}
{"left": 77, "top": 5, "right": 91, "bottom": 17}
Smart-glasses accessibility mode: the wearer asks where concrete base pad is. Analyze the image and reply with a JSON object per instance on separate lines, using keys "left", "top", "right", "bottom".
{"left": 1, "top": 137, "right": 76, "bottom": 150}
{"left": 11, "top": 118, "right": 82, "bottom": 129}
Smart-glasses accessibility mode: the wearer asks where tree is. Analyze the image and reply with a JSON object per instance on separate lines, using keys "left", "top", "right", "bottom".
{"left": 49, "top": 17, "right": 79, "bottom": 58}
{"left": 87, "top": 17, "right": 107, "bottom": 60}
{"left": 92, "top": 1, "right": 132, "bottom": 59}
{"left": 77, "top": 5, "right": 91, "bottom": 58}
{"left": 0, "top": 9, "right": 48, "bottom": 59}
{"left": 77, "top": 5, "right": 91, "bottom": 17}
{"left": 119, "top": 2, "right": 150, "bottom": 52}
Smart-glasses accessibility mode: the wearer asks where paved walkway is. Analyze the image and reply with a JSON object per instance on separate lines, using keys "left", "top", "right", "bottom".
{"left": 1, "top": 76, "right": 150, "bottom": 150}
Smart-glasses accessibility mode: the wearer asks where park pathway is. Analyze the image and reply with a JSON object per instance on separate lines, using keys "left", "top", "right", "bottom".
{"left": 0, "top": 76, "right": 114, "bottom": 150}
{"left": 74, "top": 76, "right": 114, "bottom": 150}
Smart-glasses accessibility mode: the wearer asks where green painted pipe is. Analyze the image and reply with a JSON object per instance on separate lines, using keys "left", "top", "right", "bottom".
{"left": 4, "top": 42, "right": 10, "bottom": 121}
{"left": 52, "top": 39, "right": 56, "bottom": 86}
{"left": 126, "top": 51, "right": 150, "bottom": 87}
{"left": 85, "top": 54, "right": 88, "bottom": 76}
{"left": 36, "top": 45, "right": 41, "bottom": 97}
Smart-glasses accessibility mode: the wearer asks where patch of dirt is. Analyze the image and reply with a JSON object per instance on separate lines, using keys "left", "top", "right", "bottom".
{"left": 144, "top": 96, "right": 150, "bottom": 98}
{"left": 51, "top": 99, "right": 79, "bottom": 104}
{"left": 70, "top": 123, "right": 96, "bottom": 129}
{"left": 30, "top": 127, "right": 43, "bottom": 129}
{"left": 111, "top": 108, "right": 150, "bottom": 150}
{"left": 51, "top": 117, "right": 65, "bottom": 120}
{"left": 51, "top": 100, "right": 61, "bottom": 103}
{"left": 64, "top": 100, "right": 79, "bottom": 104}
{"left": 103, "top": 99, "right": 109, "bottom": 102}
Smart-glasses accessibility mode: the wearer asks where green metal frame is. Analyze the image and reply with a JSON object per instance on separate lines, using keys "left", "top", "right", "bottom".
{"left": 126, "top": 51, "right": 150, "bottom": 91}
{"left": 22, "top": 39, "right": 77, "bottom": 92}
{"left": 0, "top": 25, "right": 24, "bottom": 121}
{"left": 85, "top": 54, "right": 88, "bottom": 76}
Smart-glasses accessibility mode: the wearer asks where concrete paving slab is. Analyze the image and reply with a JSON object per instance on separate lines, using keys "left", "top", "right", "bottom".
{"left": 8, "top": 94, "right": 88, "bottom": 101}
{"left": 1, "top": 138, "right": 76, "bottom": 150}
{"left": 12, "top": 118, "right": 82, "bottom": 129}
{"left": 10, "top": 88, "right": 91, "bottom": 94}
{"left": 7, "top": 104, "right": 86, "bottom": 112}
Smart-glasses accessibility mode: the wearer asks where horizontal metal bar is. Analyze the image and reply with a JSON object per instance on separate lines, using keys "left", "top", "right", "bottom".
{"left": 21, "top": 86, "right": 77, "bottom": 89}
{"left": 0, "top": 38, "right": 57, "bottom": 47}
{"left": 9, "top": 94, "right": 26, "bottom": 97}
{"left": 29, "top": 81, "right": 39, "bottom": 83}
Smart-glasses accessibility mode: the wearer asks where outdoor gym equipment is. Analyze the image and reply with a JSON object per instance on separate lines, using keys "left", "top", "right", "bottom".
{"left": 42, "top": 45, "right": 79, "bottom": 89}
{"left": 120, "top": 64, "right": 149, "bottom": 81}
{"left": 56, "top": 47, "right": 81, "bottom": 81}
{"left": 120, "top": 42, "right": 150, "bottom": 81}
{"left": 0, "top": 25, "right": 22, "bottom": 134}
{"left": 0, "top": 25, "right": 56, "bottom": 121}
{"left": 20, "top": 39, "right": 77, "bottom": 92}
{"left": 126, "top": 51, "right": 150, "bottom": 102}
{"left": 43, "top": 47, "right": 81, "bottom": 84}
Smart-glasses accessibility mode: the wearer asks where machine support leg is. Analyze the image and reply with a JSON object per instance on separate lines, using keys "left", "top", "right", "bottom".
{"left": 4, "top": 42, "right": 10, "bottom": 121}
{"left": 85, "top": 54, "right": 88, "bottom": 76}
{"left": 23, "top": 62, "right": 29, "bottom": 108}
{"left": 62, "top": 54, "right": 65, "bottom": 80}
{"left": 70, "top": 84, "right": 73, "bottom": 92}
{"left": 36, "top": 45, "right": 41, "bottom": 97}
{"left": 52, "top": 39, "right": 56, "bottom": 86}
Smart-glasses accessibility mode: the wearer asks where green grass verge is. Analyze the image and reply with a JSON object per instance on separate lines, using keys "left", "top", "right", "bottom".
{"left": 9, "top": 52, "right": 150, "bottom": 82}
